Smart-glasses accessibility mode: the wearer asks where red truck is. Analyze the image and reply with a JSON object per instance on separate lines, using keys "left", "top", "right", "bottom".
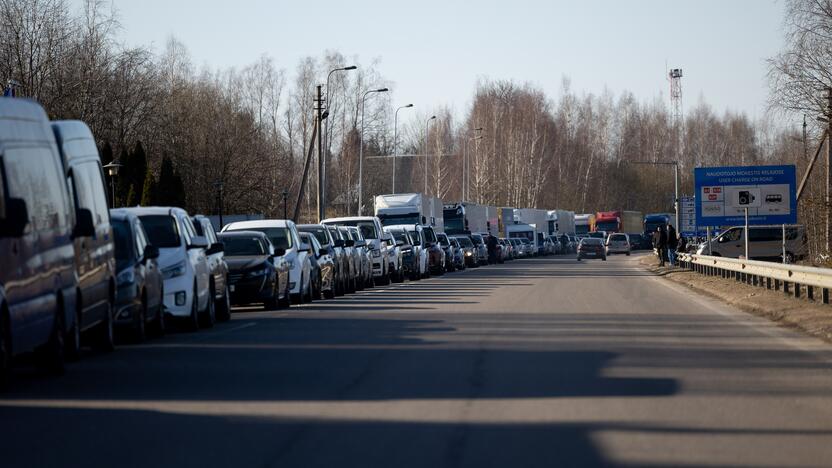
{"left": 594, "top": 211, "right": 644, "bottom": 234}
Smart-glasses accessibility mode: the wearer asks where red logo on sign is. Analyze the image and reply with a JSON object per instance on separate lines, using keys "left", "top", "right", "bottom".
{"left": 714, "top": 187, "right": 722, "bottom": 194}
{"left": 704, "top": 188, "right": 710, "bottom": 194}
{"left": 709, "top": 194, "right": 717, "bottom": 201}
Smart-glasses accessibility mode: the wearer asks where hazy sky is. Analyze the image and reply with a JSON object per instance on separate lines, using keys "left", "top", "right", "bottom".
{"left": 80, "top": 0, "right": 787, "bottom": 122}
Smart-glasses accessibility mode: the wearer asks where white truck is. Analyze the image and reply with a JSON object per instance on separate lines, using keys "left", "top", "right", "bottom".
{"left": 547, "top": 210, "right": 576, "bottom": 236}
{"left": 374, "top": 193, "right": 444, "bottom": 230}
{"left": 443, "top": 202, "right": 498, "bottom": 236}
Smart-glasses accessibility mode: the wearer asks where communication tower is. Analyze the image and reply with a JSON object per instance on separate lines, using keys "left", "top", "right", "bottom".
{"left": 668, "top": 68, "right": 683, "bottom": 128}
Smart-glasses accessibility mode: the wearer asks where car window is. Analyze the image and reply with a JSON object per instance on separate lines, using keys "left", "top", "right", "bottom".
{"left": 134, "top": 221, "right": 147, "bottom": 255}
{"left": 139, "top": 215, "right": 182, "bottom": 248}
{"left": 112, "top": 219, "right": 134, "bottom": 266}
{"left": 301, "top": 226, "right": 330, "bottom": 246}
{"left": 222, "top": 236, "right": 267, "bottom": 256}
{"left": 4, "top": 146, "right": 72, "bottom": 232}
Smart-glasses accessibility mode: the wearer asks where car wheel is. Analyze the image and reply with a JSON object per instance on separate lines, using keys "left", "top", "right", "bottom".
{"left": 152, "top": 300, "right": 166, "bottom": 338}
{"left": 186, "top": 287, "right": 200, "bottom": 332}
{"left": 92, "top": 298, "right": 115, "bottom": 353}
{"left": 39, "top": 302, "right": 65, "bottom": 375}
{"left": 217, "top": 285, "right": 231, "bottom": 322}
{"left": 201, "top": 285, "right": 216, "bottom": 328}
{"left": 65, "top": 305, "right": 81, "bottom": 361}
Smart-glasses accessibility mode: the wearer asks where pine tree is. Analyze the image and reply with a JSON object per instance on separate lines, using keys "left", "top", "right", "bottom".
{"left": 157, "top": 156, "right": 187, "bottom": 208}
{"left": 140, "top": 166, "right": 156, "bottom": 206}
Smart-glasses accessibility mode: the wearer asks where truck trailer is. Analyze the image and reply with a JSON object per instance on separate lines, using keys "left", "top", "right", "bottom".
{"left": 547, "top": 210, "right": 576, "bottom": 236}
{"left": 575, "top": 214, "right": 595, "bottom": 236}
{"left": 375, "top": 193, "right": 444, "bottom": 230}
{"left": 594, "top": 210, "right": 644, "bottom": 234}
{"left": 443, "top": 202, "right": 497, "bottom": 236}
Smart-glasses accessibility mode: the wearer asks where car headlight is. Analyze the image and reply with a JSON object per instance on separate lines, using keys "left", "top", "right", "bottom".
{"left": 247, "top": 267, "right": 268, "bottom": 277}
{"left": 162, "top": 261, "right": 186, "bottom": 280}
{"left": 117, "top": 268, "right": 135, "bottom": 285}
{"left": 465, "top": 251, "right": 472, "bottom": 256}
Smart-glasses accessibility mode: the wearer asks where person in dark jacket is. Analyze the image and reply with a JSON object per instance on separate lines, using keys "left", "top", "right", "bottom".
{"left": 677, "top": 234, "right": 688, "bottom": 256}
{"left": 655, "top": 226, "right": 667, "bottom": 266}
{"left": 667, "top": 224, "right": 678, "bottom": 266}
{"left": 487, "top": 234, "right": 499, "bottom": 265}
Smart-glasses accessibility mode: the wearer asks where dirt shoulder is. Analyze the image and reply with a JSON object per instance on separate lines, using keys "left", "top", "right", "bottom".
{"left": 639, "top": 253, "right": 832, "bottom": 344}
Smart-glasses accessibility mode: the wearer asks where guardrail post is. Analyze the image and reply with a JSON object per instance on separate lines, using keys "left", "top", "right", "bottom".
{"left": 775, "top": 279, "right": 781, "bottom": 291}
{"left": 766, "top": 277, "right": 772, "bottom": 290}
{"left": 784, "top": 281, "right": 791, "bottom": 295}
{"left": 752, "top": 275, "right": 758, "bottom": 286}
{"left": 823, "top": 288, "right": 830, "bottom": 305}
{"left": 807, "top": 285, "right": 814, "bottom": 301}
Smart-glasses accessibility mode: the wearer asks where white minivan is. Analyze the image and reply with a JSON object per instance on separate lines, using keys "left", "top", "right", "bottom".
{"left": 222, "top": 220, "right": 313, "bottom": 303}
{"left": 697, "top": 225, "right": 807, "bottom": 262}
{"left": 129, "top": 207, "right": 213, "bottom": 330}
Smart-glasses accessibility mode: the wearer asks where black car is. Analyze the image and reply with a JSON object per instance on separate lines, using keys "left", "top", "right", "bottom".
{"left": 219, "top": 231, "right": 285, "bottom": 310}
{"left": 110, "top": 209, "right": 165, "bottom": 342}
{"left": 577, "top": 238, "right": 607, "bottom": 261}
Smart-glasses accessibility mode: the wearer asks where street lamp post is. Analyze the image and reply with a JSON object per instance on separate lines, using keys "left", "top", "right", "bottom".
{"left": 358, "top": 87, "right": 389, "bottom": 216}
{"left": 321, "top": 65, "right": 357, "bottom": 217}
{"left": 393, "top": 104, "right": 414, "bottom": 194}
{"left": 463, "top": 128, "right": 483, "bottom": 202}
{"left": 424, "top": 115, "right": 437, "bottom": 194}
{"left": 282, "top": 189, "right": 288, "bottom": 220}
{"left": 102, "top": 161, "right": 122, "bottom": 208}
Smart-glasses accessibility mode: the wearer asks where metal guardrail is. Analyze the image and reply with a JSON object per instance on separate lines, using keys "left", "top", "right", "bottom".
{"left": 677, "top": 253, "right": 832, "bottom": 304}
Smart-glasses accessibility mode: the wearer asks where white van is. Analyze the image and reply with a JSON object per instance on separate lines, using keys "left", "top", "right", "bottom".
{"left": 697, "top": 225, "right": 807, "bottom": 262}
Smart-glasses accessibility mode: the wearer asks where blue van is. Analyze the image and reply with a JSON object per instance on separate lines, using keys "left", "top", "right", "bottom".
{"left": 52, "top": 121, "right": 117, "bottom": 355}
{"left": 0, "top": 100, "right": 78, "bottom": 382}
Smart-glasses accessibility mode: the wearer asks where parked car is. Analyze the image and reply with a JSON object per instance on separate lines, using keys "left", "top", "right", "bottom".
{"left": 300, "top": 232, "right": 336, "bottom": 299}
{"left": 508, "top": 238, "right": 524, "bottom": 258}
{"left": 436, "top": 232, "right": 456, "bottom": 272}
{"left": 192, "top": 215, "right": 230, "bottom": 322}
{"left": 422, "top": 226, "right": 445, "bottom": 276}
{"left": 628, "top": 233, "right": 649, "bottom": 251}
{"left": 346, "top": 226, "right": 373, "bottom": 289}
{"left": 299, "top": 224, "right": 347, "bottom": 296}
{"left": 222, "top": 219, "right": 313, "bottom": 304}
{"left": 132, "top": 207, "right": 213, "bottom": 330}
{"left": 381, "top": 228, "right": 405, "bottom": 282}
{"left": 499, "top": 238, "right": 513, "bottom": 260}
{"left": 520, "top": 238, "right": 535, "bottom": 257}
{"left": 470, "top": 233, "right": 488, "bottom": 265}
{"left": 110, "top": 209, "right": 165, "bottom": 341}
{"left": 697, "top": 225, "right": 808, "bottom": 262}
{"left": 387, "top": 226, "right": 420, "bottom": 281}
{"left": 334, "top": 225, "right": 360, "bottom": 292}
{"left": 577, "top": 237, "right": 607, "bottom": 261}
{"left": 322, "top": 216, "right": 390, "bottom": 286}
{"left": 53, "top": 120, "right": 117, "bottom": 355}
{"left": 453, "top": 235, "right": 478, "bottom": 267}
{"left": 399, "top": 224, "right": 429, "bottom": 279}
{"left": 218, "top": 231, "right": 289, "bottom": 309}
{"left": 449, "top": 237, "right": 467, "bottom": 270}
{"left": 606, "top": 233, "right": 632, "bottom": 256}
{"left": 1, "top": 99, "right": 77, "bottom": 380}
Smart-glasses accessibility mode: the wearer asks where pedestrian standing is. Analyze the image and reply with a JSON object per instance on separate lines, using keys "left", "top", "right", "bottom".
{"left": 677, "top": 234, "right": 688, "bottom": 256}
{"left": 487, "top": 234, "right": 498, "bottom": 265}
{"left": 667, "top": 224, "right": 678, "bottom": 266}
{"left": 656, "top": 226, "right": 667, "bottom": 266}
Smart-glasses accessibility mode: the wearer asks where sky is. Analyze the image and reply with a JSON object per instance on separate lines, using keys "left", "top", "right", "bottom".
{"left": 74, "top": 0, "right": 787, "bottom": 122}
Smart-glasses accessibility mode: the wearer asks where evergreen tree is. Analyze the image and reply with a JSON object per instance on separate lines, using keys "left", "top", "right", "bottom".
{"left": 157, "top": 156, "right": 186, "bottom": 208}
{"left": 115, "top": 146, "right": 130, "bottom": 205}
{"left": 140, "top": 165, "right": 156, "bottom": 206}
{"left": 100, "top": 142, "right": 113, "bottom": 167}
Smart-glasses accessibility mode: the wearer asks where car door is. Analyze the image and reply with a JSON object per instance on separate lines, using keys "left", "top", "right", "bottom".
{"left": 180, "top": 214, "right": 210, "bottom": 309}
{"left": 134, "top": 220, "right": 162, "bottom": 311}
{"left": 202, "top": 221, "right": 226, "bottom": 296}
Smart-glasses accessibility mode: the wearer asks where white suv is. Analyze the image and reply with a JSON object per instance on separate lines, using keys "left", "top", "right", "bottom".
{"left": 222, "top": 219, "right": 313, "bottom": 303}
{"left": 606, "top": 233, "right": 631, "bottom": 256}
{"left": 130, "top": 207, "right": 213, "bottom": 330}
{"left": 322, "top": 217, "right": 390, "bottom": 285}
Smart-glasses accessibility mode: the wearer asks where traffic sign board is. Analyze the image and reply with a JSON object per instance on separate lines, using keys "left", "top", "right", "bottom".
{"left": 694, "top": 165, "right": 796, "bottom": 227}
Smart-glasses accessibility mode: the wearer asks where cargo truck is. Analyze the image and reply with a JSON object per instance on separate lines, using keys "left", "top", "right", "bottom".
{"left": 643, "top": 213, "right": 673, "bottom": 236}
{"left": 594, "top": 210, "right": 643, "bottom": 234}
{"left": 575, "top": 214, "right": 595, "bottom": 236}
{"left": 547, "top": 210, "right": 576, "bottom": 235}
{"left": 375, "top": 193, "right": 444, "bottom": 231}
{"left": 443, "top": 202, "right": 497, "bottom": 236}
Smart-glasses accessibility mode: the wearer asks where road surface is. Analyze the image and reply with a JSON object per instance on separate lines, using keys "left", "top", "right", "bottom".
{"left": 2, "top": 254, "right": 832, "bottom": 467}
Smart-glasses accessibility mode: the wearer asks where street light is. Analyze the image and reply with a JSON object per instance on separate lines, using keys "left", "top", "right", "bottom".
{"left": 464, "top": 127, "right": 483, "bottom": 202}
{"left": 321, "top": 65, "right": 357, "bottom": 219}
{"left": 393, "top": 103, "right": 414, "bottom": 194}
{"left": 424, "top": 115, "right": 437, "bottom": 194}
{"left": 358, "top": 87, "right": 389, "bottom": 216}
{"left": 282, "top": 189, "right": 289, "bottom": 220}
{"left": 102, "top": 160, "right": 122, "bottom": 208}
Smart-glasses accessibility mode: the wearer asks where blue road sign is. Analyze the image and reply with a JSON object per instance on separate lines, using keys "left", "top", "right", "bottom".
{"left": 694, "top": 165, "right": 797, "bottom": 227}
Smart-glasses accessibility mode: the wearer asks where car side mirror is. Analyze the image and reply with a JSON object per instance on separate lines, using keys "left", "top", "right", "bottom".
{"left": 73, "top": 208, "right": 95, "bottom": 238}
{"left": 143, "top": 245, "right": 160, "bottom": 262}
{"left": 0, "top": 197, "right": 28, "bottom": 237}
{"left": 188, "top": 235, "right": 209, "bottom": 250}
{"left": 334, "top": 239, "right": 345, "bottom": 248}
{"left": 274, "top": 247, "right": 286, "bottom": 257}
{"left": 318, "top": 248, "right": 328, "bottom": 257}
{"left": 206, "top": 242, "right": 224, "bottom": 255}
{"left": 345, "top": 239, "right": 355, "bottom": 247}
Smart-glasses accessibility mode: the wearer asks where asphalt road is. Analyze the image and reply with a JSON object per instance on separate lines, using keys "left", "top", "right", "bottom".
{"left": 2, "top": 253, "right": 832, "bottom": 467}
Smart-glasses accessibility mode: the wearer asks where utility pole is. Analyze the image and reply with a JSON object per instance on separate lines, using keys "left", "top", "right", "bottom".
{"left": 316, "top": 85, "right": 324, "bottom": 222}
{"left": 826, "top": 88, "right": 832, "bottom": 253}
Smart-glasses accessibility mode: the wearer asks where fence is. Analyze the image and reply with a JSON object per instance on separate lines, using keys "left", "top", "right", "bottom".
{"left": 677, "top": 253, "right": 832, "bottom": 304}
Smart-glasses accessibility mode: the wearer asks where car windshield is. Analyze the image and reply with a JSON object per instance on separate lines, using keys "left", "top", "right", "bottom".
{"left": 334, "top": 220, "right": 378, "bottom": 239}
{"left": 437, "top": 234, "right": 450, "bottom": 247}
{"left": 454, "top": 236, "right": 474, "bottom": 248}
{"left": 231, "top": 227, "right": 292, "bottom": 250}
{"left": 300, "top": 226, "right": 329, "bottom": 246}
{"left": 471, "top": 235, "right": 483, "bottom": 245}
{"left": 424, "top": 228, "right": 438, "bottom": 243}
{"left": 389, "top": 230, "right": 410, "bottom": 244}
{"left": 327, "top": 226, "right": 341, "bottom": 240}
{"left": 610, "top": 234, "right": 627, "bottom": 241}
{"left": 582, "top": 238, "right": 603, "bottom": 246}
{"left": 222, "top": 236, "right": 266, "bottom": 256}
{"left": 112, "top": 219, "right": 133, "bottom": 268}
{"left": 139, "top": 215, "right": 181, "bottom": 248}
